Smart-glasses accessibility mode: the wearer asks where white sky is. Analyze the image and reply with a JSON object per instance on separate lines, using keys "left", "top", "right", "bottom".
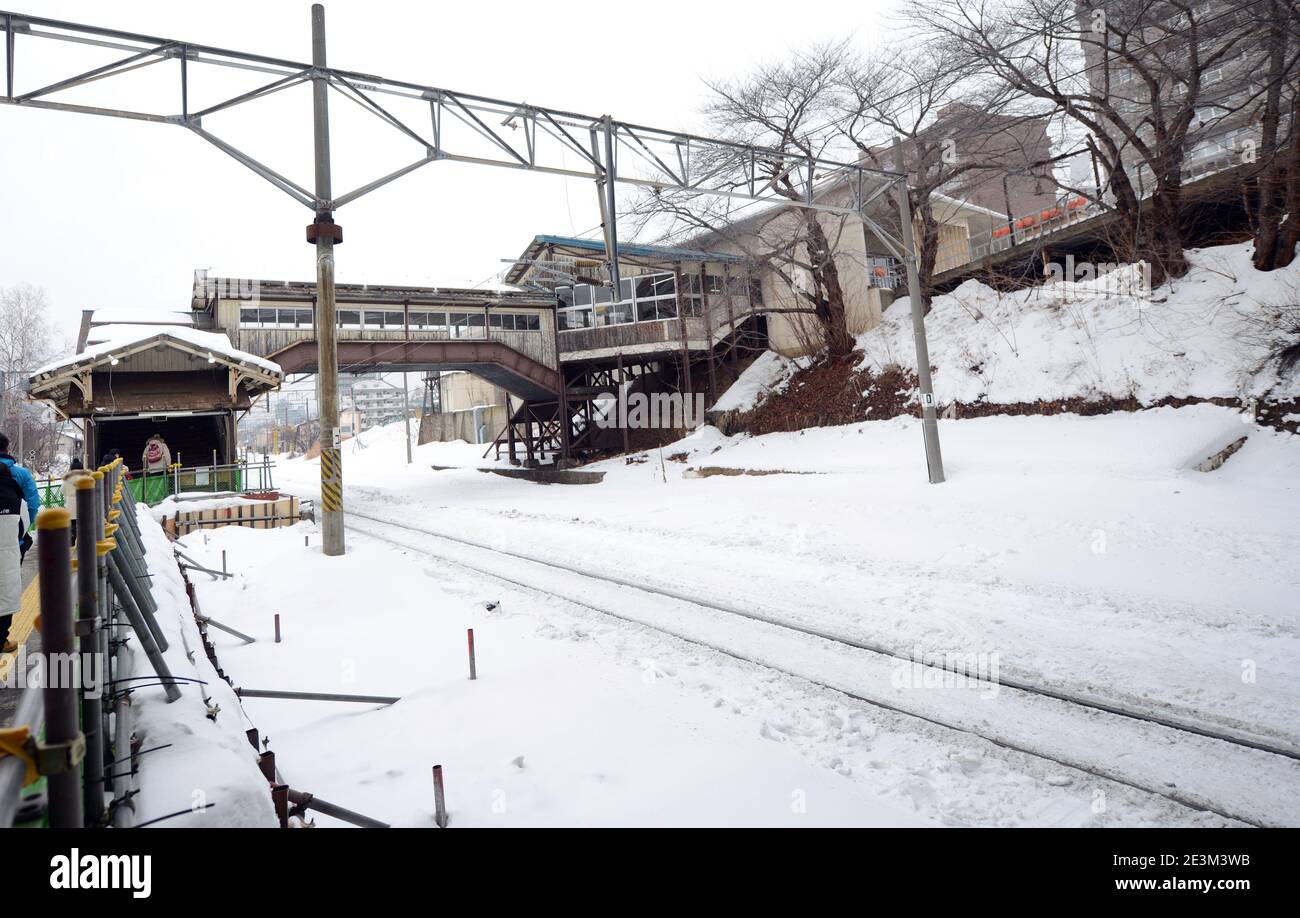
{"left": 0, "top": 0, "right": 900, "bottom": 347}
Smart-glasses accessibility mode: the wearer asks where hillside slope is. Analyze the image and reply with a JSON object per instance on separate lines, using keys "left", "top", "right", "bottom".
{"left": 721, "top": 242, "right": 1300, "bottom": 432}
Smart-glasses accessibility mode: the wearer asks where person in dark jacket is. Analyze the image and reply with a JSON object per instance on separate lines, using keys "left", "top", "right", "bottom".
{"left": 0, "top": 435, "right": 31, "bottom": 654}
{"left": 0, "top": 433, "right": 40, "bottom": 564}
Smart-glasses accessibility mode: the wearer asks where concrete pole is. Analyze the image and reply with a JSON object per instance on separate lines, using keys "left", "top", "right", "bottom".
{"left": 599, "top": 115, "right": 622, "bottom": 294}
{"left": 402, "top": 372, "right": 412, "bottom": 464}
{"left": 890, "top": 137, "right": 945, "bottom": 484}
{"left": 310, "top": 3, "right": 344, "bottom": 554}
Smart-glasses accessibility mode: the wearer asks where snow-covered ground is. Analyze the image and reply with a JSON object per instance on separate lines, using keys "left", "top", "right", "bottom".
{"left": 126, "top": 506, "right": 277, "bottom": 828}
{"left": 157, "top": 242, "right": 1300, "bottom": 827}
{"left": 173, "top": 400, "right": 1300, "bottom": 827}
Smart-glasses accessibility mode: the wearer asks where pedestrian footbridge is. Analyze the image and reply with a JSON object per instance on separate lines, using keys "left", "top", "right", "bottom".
{"left": 194, "top": 274, "right": 562, "bottom": 401}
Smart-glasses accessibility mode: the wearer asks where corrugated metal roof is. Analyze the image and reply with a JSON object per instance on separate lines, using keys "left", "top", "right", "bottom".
{"left": 505, "top": 234, "right": 745, "bottom": 285}
{"left": 532, "top": 234, "right": 745, "bottom": 263}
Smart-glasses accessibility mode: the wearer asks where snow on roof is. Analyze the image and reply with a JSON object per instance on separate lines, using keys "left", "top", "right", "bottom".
{"left": 930, "top": 190, "right": 1005, "bottom": 221}
{"left": 88, "top": 308, "right": 195, "bottom": 326}
{"left": 34, "top": 324, "right": 282, "bottom": 379}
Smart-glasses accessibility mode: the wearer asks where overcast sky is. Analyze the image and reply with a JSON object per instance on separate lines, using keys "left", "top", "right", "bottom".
{"left": 0, "top": 0, "right": 900, "bottom": 349}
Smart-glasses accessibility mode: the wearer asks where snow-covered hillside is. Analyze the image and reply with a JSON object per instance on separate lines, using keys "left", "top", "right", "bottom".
{"left": 857, "top": 242, "right": 1299, "bottom": 407}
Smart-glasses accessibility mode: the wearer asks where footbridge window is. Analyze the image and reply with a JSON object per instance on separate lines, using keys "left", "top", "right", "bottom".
{"left": 557, "top": 270, "right": 755, "bottom": 331}
{"left": 236, "top": 306, "right": 542, "bottom": 334}
{"left": 239, "top": 306, "right": 314, "bottom": 328}
{"left": 410, "top": 311, "right": 448, "bottom": 330}
{"left": 450, "top": 312, "right": 487, "bottom": 338}
{"left": 489, "top": 313, "right": 541, "bottom": 331}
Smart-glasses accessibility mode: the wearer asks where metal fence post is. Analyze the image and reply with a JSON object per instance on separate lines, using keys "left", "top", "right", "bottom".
{"left": 92, "top": 470, "right": 111, "bottom": 796}
{"left": 37, "top": 507, "right": 84, "bottom": 827}
{"left": 74, "top": 476, "right": 105, "bottom": 826}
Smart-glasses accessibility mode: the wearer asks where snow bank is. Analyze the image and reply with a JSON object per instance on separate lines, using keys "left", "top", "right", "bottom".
{"left": 711, "top": 351, "right": 801, "bottom": 413}
{"left": 857, "top": 242, "right": 1299, "bottom": 405}
{"left": 684, "top": 404, "right": 1261, "bottom": 478}
{"left": 127, "top": 507, "right": 277, "bottom": 827}
{"left": 283, "top": 422, "right": 506, "bottom": 479}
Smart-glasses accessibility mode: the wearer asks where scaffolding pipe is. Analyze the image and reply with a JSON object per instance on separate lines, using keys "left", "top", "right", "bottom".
{"left": 110, "top": 655, "right": 135, "bottom": 828}
{"left": 107, "top": 556, "right": 181, "bottom": 703}
{"left": 286, "top": 788, "right": 390, "bottom": 828}
{"left": 107, "top": 551, "right": 168, "bottom": 654}
{"left": 196, "top": 615, "right": 256, "bottom": 644}
{"left": 236, "top": 688, "right": 399, "bottom": 705}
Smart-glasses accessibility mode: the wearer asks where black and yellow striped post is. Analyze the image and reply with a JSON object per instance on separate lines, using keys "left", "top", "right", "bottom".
{"left": 320, "top": 444, "right": 343, "bottom": 554}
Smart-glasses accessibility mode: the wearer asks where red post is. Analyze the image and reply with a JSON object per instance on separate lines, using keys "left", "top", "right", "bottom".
{"left": 432, "top": 765, "right": 448, "bottom": 828}
{"left": 271, "top": 783, "right": 289, "bottom": 828}
{"left": 467, "top": 628, "right": 477, "bottom": 680}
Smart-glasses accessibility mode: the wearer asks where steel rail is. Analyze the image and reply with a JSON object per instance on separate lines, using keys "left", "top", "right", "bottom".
{"left": 346, "top": 509, "right": 1297, "bottom": 762}
{"left": 343, "top": 510, "right": 1300, "bottom": 826}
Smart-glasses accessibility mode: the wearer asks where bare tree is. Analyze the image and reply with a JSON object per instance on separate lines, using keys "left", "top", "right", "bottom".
{"left": 836, "top": 42, "right": 1051, "bottom": 308}
{"left": 1250, "top": 0, "right": 1300, "bottom": 270}
{"left": 629, "top": 43, "right": 861, "bottom": 356}
{"left": 0, "top": 283, "right": 60, "bottom": 464}
{"left": 910, "top": 0, "right": 1268, "bottom": 285}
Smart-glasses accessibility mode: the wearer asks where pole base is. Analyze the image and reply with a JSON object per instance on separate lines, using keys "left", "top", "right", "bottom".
{"left": 321, "top": 510, "right": 345, "bottom": 555}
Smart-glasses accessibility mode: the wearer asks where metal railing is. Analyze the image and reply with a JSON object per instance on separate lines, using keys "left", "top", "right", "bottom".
{"left": 1, "top": 457, "right": 181, "bottom": 828}
{"left": 36, "top": 457, "right": 277, "bottom": 510}
{"left": 2, "top": 461, "right": 379, "bottom": 830}
{"left": 962, "top": 128, "right": 1264, "bottom": 268}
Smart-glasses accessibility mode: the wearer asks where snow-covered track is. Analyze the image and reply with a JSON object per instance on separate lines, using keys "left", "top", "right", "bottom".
{"left": 346, "top": 509, "right": 1300, "bottom": 826}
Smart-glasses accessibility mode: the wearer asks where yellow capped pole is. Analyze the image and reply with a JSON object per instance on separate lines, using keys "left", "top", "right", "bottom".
{"left": 36, "top": 507, "right": 83, "bottom": 827}
{"left": 72, "top": 473, "right": 106, "bottom": 825}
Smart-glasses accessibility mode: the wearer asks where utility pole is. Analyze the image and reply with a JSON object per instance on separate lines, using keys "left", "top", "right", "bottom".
{"left": 891, "top": 136, "right": 945, "bottom": 484}
{"left": 402, "top": 372, "right": 412, "bottom": 464}
{"left": 308, "top": 3, "right": 345, "bottom": 554}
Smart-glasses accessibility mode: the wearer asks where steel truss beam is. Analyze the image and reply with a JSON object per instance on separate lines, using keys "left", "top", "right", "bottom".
{"left": 0, "top": 9, "right": 903, "bottom": 232}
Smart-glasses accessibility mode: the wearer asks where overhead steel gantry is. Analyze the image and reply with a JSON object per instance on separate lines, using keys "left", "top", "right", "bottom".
{"left": 1, "top": 6, "right": 944, "bottom": 556}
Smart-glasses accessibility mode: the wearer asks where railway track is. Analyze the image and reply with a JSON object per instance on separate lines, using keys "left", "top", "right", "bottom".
{"left": 346, "top": 508, "right": 1300, "bottom": 827}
